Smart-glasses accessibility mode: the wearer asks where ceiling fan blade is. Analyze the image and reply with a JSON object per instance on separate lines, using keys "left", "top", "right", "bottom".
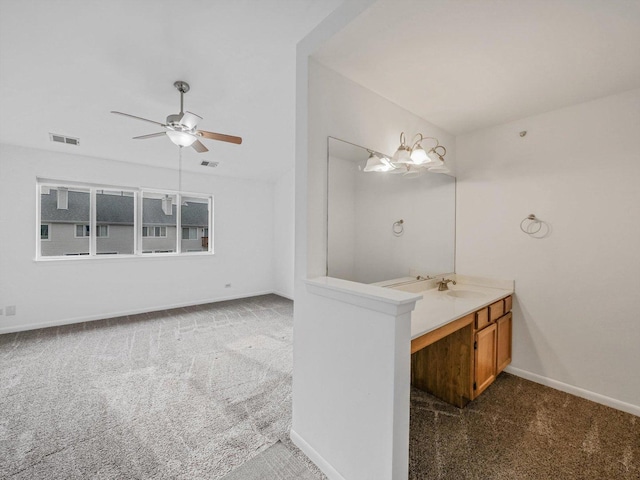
{"left": 181, "top": 111, "right": 202, "bottom": 130}
{"left": 132, "top": 132, "right": 166, "bottom": 140}
{"left": 111, "top": 111, "right": 166, "bottom": 127}
{"left": 191, "top": 139, "right": 209, "bottom": 153}
{"left": 197, "top": 130, "right": 243, "bottom": 145}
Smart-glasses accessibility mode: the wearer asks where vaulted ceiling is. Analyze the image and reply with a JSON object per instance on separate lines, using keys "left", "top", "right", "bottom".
{"left": 0, "top": 0, "right": 342, "bottom": 180}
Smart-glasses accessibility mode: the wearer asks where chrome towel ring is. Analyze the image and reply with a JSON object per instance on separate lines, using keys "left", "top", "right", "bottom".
{"left": 520, "top": 214, "right": 542, "bottom": 234}
{"left": 520, "top": 214, "right": 550, "bottom": 239}
{"left": 393, "top": 219, "right": 404, "bottom": 236}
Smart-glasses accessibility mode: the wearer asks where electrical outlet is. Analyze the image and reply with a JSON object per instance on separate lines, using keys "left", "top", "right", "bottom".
{"left": 6, "top": 305, "right": 16, "bottom": 316}
{"left": 225, "top": 283, "right": 232, "bottom": 288}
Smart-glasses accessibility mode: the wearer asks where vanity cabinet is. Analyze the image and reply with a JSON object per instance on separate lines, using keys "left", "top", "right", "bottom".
{"left": 411, "top": 295, "right": 513, "bottom": 407}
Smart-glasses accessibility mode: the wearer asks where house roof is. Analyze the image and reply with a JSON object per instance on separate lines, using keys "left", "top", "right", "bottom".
{"left": 41, "top": 189, "right": 208, "bottom": 227}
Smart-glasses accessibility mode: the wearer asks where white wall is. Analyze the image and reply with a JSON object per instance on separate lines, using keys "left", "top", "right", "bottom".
{"left": 0, "top": 144, "right": 275, "bottom": 333}
{"left": 273, "top": 168, "right": 295, "bottom": 299}
{"left": 455, "top": 89, "right": 640, "bottom": 412}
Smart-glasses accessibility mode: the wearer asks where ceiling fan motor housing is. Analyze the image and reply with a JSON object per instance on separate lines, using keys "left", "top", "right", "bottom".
{"left": 166, "top": 113, "right": 194, "bottom": 131}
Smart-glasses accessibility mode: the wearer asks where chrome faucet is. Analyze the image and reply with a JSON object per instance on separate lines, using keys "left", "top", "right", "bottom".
{"left": 437, "top": 278, "right": 456, "bottom": 291}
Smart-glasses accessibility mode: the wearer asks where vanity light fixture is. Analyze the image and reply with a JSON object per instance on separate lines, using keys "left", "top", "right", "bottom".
{"left": 363, "top": 150, "right": 394, "bottom": 172}
{"left": 365, "top": 132, "right": 449, "bottom": 175}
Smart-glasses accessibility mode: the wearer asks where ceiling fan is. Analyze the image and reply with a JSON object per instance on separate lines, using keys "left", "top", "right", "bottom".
{"left": 111, "top": 81, "right": 242, "bottom": 153}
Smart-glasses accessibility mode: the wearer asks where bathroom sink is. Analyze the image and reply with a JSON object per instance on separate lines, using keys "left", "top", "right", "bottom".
{"left": 446, "top": 290, "right": 486, "bottom": 299}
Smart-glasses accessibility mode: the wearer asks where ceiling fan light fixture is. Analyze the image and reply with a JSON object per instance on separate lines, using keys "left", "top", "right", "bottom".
{"left": 166, "top": 130, "right": 197, "bottom": 147}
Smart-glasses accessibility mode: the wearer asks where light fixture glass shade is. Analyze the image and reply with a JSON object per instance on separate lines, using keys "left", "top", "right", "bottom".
{"left": 363, "top": 153, "right": 389, "bottom": 172}
{"left": 166, "top": 130, "right": 197, "bottom": 147}
{"left": 425, "top": 149, "right": 444, "bottom": 166}
{"left": 410, "top": 145, "right": 428, "bottom": 164}
{"left": 392, "top": 145, "right": 412, "bottom": 164}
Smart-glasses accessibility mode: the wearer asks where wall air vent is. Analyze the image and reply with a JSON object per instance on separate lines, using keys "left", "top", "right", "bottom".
{"left": 200, "top": 161, "right": 219, "bottom": 168}
{"left": 49, "top": 133, "right": 80, "bottom": 146}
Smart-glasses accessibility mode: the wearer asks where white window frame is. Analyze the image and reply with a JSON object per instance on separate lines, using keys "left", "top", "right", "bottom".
{"left": 36, "top": 179, "right": 213, "bottom": 260}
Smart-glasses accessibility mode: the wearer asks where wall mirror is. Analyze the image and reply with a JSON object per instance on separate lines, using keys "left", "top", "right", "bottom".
{"left": 327, "top": 136, "right": 456, "bottom": 284}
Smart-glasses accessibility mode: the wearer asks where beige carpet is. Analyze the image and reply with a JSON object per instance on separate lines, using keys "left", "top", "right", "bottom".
{"left": 0, "top": 295, "right": 322, "bottom": 480}
{"left": 410, "top": 373, "right": 640, "bottom": 479}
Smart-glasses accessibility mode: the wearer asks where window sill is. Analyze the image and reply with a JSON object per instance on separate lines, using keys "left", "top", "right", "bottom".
{"left": 34, "top": 251, "right": 215, "bottom": 262}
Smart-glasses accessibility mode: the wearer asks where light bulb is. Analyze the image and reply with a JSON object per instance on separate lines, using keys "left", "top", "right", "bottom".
{"left": 410, "top": 145, "right": 428, "bottom": 164}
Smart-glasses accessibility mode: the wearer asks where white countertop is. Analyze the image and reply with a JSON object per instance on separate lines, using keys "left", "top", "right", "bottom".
{"left": 390, "top": 274, "right": 514, "bottom": 340}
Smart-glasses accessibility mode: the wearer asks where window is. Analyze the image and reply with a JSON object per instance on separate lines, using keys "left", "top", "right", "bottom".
{"left": 97, "top": 189, "right": 133, "bottom": 254}
{"left": 182, "top": 227, "right": 197, "bottom": 240}
{"left": 37, "top": 180, "right": 212, "bottom": 259}
{"left": 141, "top": 192, "right": 176, "bottom": 254}
{"left": 142, "top": 226, "right": 167, "bottom": 237}
{"left": 40, "top": 185, "right": 90, "bottom": 257}
{"left": 75, "top": 224, "right": 90, "bottom": 237}
{"left": 181, "top": 196, "right": 210, "bottom": 252}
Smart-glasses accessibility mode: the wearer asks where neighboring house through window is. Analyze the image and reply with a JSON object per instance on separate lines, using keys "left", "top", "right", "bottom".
{"left": 38, "top": 181, "right": 211, "bottom": 258}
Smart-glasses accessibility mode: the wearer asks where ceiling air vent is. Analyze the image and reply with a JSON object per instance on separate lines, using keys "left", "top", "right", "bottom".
{"left": 200, "top": 161, "right": 219, "bottom": 168}
{"left": 49, "top": 133, "right": 80, "bottom": 146}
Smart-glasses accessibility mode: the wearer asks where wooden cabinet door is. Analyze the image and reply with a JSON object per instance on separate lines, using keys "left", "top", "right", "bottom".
{"left": 496, "top": 312, "right": 512, "bottom": 373}
{"left": 474, "top": 323, "right": 497, "bottom": 397}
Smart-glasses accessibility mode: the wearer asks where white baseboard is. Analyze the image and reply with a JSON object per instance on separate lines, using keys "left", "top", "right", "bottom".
{"left": 273, "top": 290, "right": 294, "bottom": 300}
{"left": 0, "top": 290, "right": 286, "bottom": 335}
{"left": 505, "top": 366, "right": 640, "bottom": 417}
{"left": 290, "top": 429, "right": 346, "bottom": 480}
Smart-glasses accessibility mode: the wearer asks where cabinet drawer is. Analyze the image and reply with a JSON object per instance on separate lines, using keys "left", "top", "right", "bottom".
{"left": 475, "top": 307, "right": 490, "bottom": 330}
{"left": 489, "top": 300, "right": 505, "bottom": 322}
{"left": 504, "top": 295, "right": 512, "bottom": 313}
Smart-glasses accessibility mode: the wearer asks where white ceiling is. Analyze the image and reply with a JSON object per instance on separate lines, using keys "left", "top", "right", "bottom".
{"left": 0, "top": 0, "right": 342, "bottom": 180}
{"left": 313, "top": 0, "right": 640, "bottom": 135}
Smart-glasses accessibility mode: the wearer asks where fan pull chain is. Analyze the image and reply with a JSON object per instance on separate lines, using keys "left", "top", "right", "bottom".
{"left": 178, "top": 146, "right": 183, "bottom": 193}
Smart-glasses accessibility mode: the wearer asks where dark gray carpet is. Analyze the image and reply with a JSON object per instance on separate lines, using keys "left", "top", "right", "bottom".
{"left": 410, "top": 373, "right": 640, "bottom": 479}
{"left": 0, "top": 294, "right": 323, "bottom": 480}
{"left": 220, "top": 440, "right": 318, "bottom": 480}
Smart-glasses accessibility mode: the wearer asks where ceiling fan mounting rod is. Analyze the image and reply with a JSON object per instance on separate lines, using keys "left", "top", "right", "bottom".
{"left": 174, "top": 80, "right": 190, "bottom": 114}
